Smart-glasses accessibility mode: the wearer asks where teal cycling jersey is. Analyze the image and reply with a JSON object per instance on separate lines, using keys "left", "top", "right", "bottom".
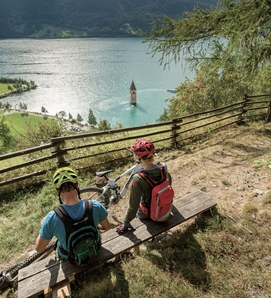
{"left": 39, "top": 200, "right": 108, "bottom": 253}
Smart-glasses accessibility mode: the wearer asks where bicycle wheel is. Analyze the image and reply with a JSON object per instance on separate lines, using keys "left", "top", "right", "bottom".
{"left": 80, "top": 187, "right": 110, "bottom": 208}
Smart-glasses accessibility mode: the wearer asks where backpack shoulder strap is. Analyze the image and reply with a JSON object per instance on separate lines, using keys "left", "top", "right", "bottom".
{"left": 139, "top": 171, "right": 156, "bottom": 187}
{"left": 84, "top": 199, "right": 95, "bottom": 227}
{"left": 158, "top": 163, "right": 167, "bottom": 181}
{"left": 139, "top": 163, "right": 166, "bottom": 187}
{"left": 54, "top": 205, "right": 73, "bottom": 233}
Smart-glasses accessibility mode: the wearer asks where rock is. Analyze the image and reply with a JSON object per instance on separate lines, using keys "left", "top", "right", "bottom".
{"left": 253, "top": 189, "right": 263, "bottom": 195}
{"left": 249, "top": 289, "right": 264, "bottom": 298}
{"left": 257, "top": 256, "right": 271, "bottom": 266}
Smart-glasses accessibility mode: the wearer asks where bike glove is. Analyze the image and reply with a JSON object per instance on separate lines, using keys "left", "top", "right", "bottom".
{"left": 116, "top": 221, "right": 136, "bottom": 234}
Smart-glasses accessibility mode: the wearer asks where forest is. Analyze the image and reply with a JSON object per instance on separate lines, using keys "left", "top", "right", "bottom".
{"left": 0, "top": 0, "right": 218, "bottom": 38}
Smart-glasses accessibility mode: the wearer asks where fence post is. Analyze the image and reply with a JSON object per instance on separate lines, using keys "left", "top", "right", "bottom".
{"left": 171, "top": 118, "right": 182, "bottom": 148}
{"left": 265, "top": 92, "right": 271, "bottom": 123}
{"left": 237, "top": 94, "right": 248, "bottom": 125}
{"left": 51, "top": 139, "right": 69, "bottom": 168}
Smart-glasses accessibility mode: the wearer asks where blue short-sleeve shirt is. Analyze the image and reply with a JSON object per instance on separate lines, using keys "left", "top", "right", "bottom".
{"left": 39, "top": 200, "right": 108, "bottom": 252}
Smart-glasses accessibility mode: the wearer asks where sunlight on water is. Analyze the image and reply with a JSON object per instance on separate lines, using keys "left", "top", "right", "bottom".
{"left": 0, "top": 38, "right": 194, "bottom": 127}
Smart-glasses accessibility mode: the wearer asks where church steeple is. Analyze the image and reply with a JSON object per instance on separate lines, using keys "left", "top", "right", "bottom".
{"left": 130, "top": 80, "right": 136, "bottom": 105}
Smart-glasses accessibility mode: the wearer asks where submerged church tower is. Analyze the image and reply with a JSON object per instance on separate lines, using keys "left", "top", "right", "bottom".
{"left": 130, "top": 80, "right": 136, "bottom": 105}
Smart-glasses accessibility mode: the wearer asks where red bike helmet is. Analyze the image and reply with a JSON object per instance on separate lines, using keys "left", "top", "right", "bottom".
{"left": 130, "top": 139, "right": 155, "bottom": 159}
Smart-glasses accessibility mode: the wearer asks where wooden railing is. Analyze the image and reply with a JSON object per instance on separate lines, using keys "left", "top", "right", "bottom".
{"left": 1, "top": 93, "right": 270, "bottom": 188}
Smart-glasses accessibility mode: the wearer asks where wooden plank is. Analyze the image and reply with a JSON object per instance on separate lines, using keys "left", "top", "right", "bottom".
{"left": 19, "top": 190, "right": 213, "bottom": 279}
{"left": 17, "top": 190, "right": 216, "bottom": 298}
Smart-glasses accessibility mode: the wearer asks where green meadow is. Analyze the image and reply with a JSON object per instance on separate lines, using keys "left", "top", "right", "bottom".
{"left": 2, "top": 110, "right": 54, "bottom": 137}
{"left": 0, "top": 83, "right": 10, "bottom": 94}
{"left": 0, "top": 110, "right": 54, "bottom": 168}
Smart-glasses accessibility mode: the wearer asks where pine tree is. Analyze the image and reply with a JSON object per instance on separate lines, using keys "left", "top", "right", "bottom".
{"left": 98, "top": 119, "right": 111, "bottom": 131}
{"left": 0, "top": 117, "right": 14, "bottom": 153}
{"left": 88, "top": 108, "right": 97, "bottom": 126}
{"left": 41, "top": 106, "right": 48, "bottom": 114}
{"left": 77, "top": 113, "right": 83, "bottom": 124}
{"left": 145, "top": 0, "right": 271, "bottom": 78}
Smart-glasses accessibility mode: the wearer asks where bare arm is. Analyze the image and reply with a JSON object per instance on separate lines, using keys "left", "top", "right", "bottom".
{"left": 167, "top": 172, "right": 172, "bottom": 185}
{"left": 99, "top": 217, "right": 111, "bottom": 231}
{"left": 35, "top": 235, "right": 51, "bottom": 253}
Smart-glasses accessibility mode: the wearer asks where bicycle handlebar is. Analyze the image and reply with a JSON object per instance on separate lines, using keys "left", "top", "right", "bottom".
{"left": 126, "top": 147, "right": 133, "bottom": 155}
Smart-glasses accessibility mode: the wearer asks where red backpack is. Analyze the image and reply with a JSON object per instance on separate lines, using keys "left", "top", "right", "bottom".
{"left": 139, "top": 164, "right": 174, "bottom": 222}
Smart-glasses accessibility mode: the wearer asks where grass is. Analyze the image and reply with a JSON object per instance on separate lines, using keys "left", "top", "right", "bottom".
{"left": 262, "top": 191, "right": 271, "bottom": 204}
{"left": 221, "top": 179, "right": 231, "bottom": 186}
{"left": 242, "top": 203, "right": 258, "bottom": 215}
{"left": 2, "top": 111, "right": 54, "bottom": 137}
{"left": 253, "top": 158, "right": 271, "bottom": 169}
{"left": 0, "top": 110, "right": 59, "bottom": 167}
{"left": 69, "top": 212, "right": 271, "bottom": 298}
{"left": 0, "top": 83, "right": 10, "bottom": 94}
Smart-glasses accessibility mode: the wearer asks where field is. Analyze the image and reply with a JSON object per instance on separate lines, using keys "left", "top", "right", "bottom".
{"left": 0, "top": 109, "right": 60, "bottom": 167}
{"left": 2, "top": 110, "right": 54, "bottom": 136}
{"left": 0, "top": 83, "right": 10, "bottom": 94}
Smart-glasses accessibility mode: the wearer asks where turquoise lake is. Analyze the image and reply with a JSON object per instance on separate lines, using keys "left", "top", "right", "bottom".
{"left": 0, "top": 38, "right": 194, "bottom": 127}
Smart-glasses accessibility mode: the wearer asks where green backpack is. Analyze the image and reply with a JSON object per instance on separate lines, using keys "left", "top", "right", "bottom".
{"left": 54, "top": 200, "right": 101, "bottom": 265}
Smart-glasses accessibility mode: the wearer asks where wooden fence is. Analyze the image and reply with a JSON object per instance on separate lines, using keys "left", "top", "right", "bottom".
{"left": 1, "top": 93, "right": 270, "bottom": 188}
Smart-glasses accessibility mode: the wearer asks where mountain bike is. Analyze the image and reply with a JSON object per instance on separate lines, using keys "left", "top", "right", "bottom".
{"left": 80, "top": 159, "right": 143, "bottom": 208}
{"left": 0, "top": 241, "right": 56, "bottom": 293}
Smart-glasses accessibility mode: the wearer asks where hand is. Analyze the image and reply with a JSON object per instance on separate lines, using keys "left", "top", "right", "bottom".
{"left": 116, "top": 222, "right": 136, "bottom": 234}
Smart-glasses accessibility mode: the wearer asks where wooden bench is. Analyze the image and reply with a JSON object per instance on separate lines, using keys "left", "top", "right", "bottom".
{"left": 17, "top": 190, "right": 216, "bottom": 298}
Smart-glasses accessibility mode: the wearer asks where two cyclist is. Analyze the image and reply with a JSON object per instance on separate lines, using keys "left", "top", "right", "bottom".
{"left": 1, "top": 140, "right": 168, "bottom": 291}
{"left": 116, "top": 139, "right": 172, "bottom": 233}
{"left": 35, "top": 139, "right": 171, "bottom": 255}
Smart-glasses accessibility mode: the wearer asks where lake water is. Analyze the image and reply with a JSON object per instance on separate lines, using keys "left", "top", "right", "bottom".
{"left": 0, "top": 38, "right": 194, "bottom": 127}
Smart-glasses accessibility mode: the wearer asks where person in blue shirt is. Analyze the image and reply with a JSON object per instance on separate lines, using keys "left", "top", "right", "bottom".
{"left": 35, "top": 167, "right": 111, "bottom": 257}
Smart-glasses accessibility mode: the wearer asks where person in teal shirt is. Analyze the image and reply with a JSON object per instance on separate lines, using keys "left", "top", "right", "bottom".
{"left": 35, "top": 167, "right": 110, "bottom": 258}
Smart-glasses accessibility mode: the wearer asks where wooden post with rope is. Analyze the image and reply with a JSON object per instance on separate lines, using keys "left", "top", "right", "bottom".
{"left": 171, "top": 118, "right": 182, "bottom": 148}
{"left": 51, "top": 139, "right": 69, "bottom": 168}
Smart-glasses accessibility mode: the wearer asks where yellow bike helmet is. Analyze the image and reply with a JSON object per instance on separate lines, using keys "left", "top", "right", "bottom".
{"left": 53, "top": 167, "right": 78, "bottom": 189}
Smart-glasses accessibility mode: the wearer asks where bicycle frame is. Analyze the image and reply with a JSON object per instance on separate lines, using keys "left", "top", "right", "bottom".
{"left": 100, "top": 161, "right": 143, "bottom": 203}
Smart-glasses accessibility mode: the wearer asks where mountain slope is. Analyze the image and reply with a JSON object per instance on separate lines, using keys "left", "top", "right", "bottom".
{"left": 0, "top": 0, "right": 219, "bottom": 38}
